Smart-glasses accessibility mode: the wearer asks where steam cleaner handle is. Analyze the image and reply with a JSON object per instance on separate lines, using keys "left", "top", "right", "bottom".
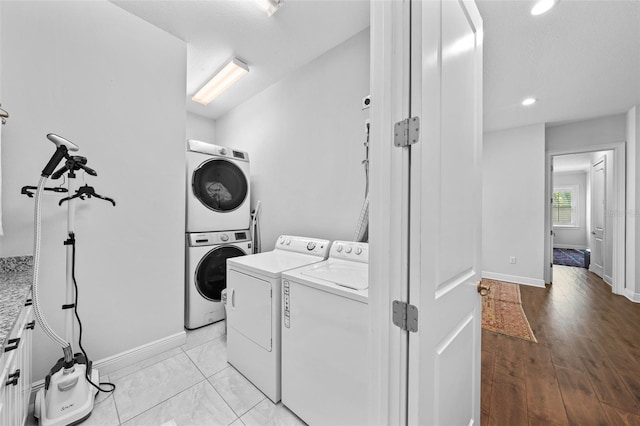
{"left": 41, "top": 145, "right": 68, "bottom": 178}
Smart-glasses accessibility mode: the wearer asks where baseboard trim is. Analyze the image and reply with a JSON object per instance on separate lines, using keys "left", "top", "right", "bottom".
{"left": 604, "top": 275, "right": 613, "bottom": 286}
{"left": 31, "top": 331, "right": 186, "bottom": 394}
{"left": 553, "top": 244, "right": 589, "bottom": 250}
{"left": 482, "top": 271, "right": 545, "bottom": 288}
{"left": 624, "top": 289, "right": 640, "bottom": 304}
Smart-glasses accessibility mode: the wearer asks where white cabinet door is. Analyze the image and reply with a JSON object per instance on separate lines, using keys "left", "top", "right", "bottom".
{"left": 408, "top": 0, "right": 484, "bottom": 425}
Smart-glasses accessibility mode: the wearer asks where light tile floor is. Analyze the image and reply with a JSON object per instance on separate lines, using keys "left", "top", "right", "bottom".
{"left": 27, "top": 321, "right": 306, "bottom": 426}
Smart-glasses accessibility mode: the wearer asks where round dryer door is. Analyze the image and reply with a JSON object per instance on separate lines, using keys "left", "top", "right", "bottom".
{"left": 192, "top": 159, "right": 248, "bottom": 212}
{"left": 195, "top": 246, "right": 246, "bottom": 301}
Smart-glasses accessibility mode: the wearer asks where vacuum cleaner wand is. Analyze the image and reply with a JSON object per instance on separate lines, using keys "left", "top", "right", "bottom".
{"left": 41, "top": 133, "right": 79, "bottom": 178}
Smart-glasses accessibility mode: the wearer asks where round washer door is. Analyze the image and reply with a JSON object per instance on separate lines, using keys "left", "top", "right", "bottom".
{"left": 192, "top": 158, "right": 248, "bottom": 212}
{"left": 195, "top": 246, "right": 246, "bottom": 301}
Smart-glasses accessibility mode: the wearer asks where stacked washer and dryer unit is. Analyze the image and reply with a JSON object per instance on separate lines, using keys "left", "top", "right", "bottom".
{"left": 185, "top": 139, "right": 252, "bottom": 330}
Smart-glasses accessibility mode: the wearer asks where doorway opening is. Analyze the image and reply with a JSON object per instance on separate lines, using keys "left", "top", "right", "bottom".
{"left": 545, "top": 143, "right": 626, "bottom": 297}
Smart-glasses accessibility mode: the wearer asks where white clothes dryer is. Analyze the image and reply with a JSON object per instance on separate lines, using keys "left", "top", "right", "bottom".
{"left": 281, "top": 241, "right": 369, "bottom": 426}
{"left": 225, "top": 235, "right": 330, "bottom": 403}
{"left": 185, "top": 230, "right": 252, "bottom": 329}
{"left": 186, "top": 139, "right": 250, "bottom": 233}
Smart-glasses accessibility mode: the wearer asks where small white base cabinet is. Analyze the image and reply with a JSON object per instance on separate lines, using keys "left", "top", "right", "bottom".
{"left": 0, "top": 302, "right": 34, "bottom": 426}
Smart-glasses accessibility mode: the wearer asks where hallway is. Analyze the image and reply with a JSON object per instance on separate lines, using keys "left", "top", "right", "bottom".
{"left": 482, "top": 266, "right": 640, "bottom": 425}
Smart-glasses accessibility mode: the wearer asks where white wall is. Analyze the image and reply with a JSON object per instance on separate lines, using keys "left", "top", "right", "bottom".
{"left": 546, "top": 114, "right": 627, "bottom": 151}
{"left": 187, "top": 112, "right": 216, "bottom": 143}
{"left": 627, "top": 106, "right": 640, "bottom": 300}
{"left": 1, "top": 1, "right": 186, "bottom": 380}
{"left": 552, "top": 171, "right": 588, "bottom": 249}
{"left": 215, "top": 29, "right": 370, "bottom": 250}
{"left": 483, "top": 124, "right": 546, "bottom": 287}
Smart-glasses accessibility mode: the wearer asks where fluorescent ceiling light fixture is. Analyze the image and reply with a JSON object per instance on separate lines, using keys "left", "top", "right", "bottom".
{"left": 522, "top": 97, "right": 537, "bottom": 106}
{"left": 531, "top": 0, "right": 557, "bottom": 16}
{"left": 256, "top": 0, "right": 283, "bottom": 17}
{"left": 192, "top": 58, "right": 249, "bottom": 106}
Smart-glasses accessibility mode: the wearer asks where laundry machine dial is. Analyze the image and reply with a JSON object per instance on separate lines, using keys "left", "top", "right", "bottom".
{"left": 345, "top": 247, "right": 352, "bottom": 254}
{"left": 307, "top": 242, "right": 316, "bottom": 251}
{"left": 336, "top": 245, "right": 343, "bottom": 252}
{"left": 355, "top": 248, "right": 363, "bottom": 255}
{"left": 220, "top": 234, "right": 229, "bottom": 242}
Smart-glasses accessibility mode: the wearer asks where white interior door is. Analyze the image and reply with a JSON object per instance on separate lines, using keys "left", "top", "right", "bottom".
{"left": 407, "top": 0, "right": 483, "bottom": 424}
{"left": 549, "top": 158, "right": 555, "bottom": 283}
{"left": 590, "top": 157, "right": 606, "bottom": 278}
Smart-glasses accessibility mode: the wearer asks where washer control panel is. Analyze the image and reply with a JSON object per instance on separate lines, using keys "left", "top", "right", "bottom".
{"left": 188, "top": 230, "right": 250, "bottom": 247}
{"left": 330, "top": 241, "right": 369, "bottom": 263}
{"left": 276, "top": 235, "right": 330, "bottom": 258}
{"left": 283, "top": 280, "right": 291, "bottom": 328}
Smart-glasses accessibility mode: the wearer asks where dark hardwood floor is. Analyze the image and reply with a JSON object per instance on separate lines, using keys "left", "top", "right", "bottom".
{"left": 482, "top": 265, "right": 640, "bottom": 426}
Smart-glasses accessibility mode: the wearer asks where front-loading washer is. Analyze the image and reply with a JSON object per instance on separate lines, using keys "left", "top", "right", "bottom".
{"left": 186, "top": 139, "right": 250, "bottom": 233}
{"left": 281, "top": 241, "right": 369, "bottom": 426}
{"left": 185, "top": 230, "right": 252, "bottom": 329}
{"left": 225, "top": 235, "right": 330, "bottom": 403}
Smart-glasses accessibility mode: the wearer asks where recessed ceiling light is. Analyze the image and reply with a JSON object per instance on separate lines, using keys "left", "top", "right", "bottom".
{"left": 192, "top": 58, "right": 249, "bottom": 106}
{"left": 522, "top": 97, "right": 537, "bottom": 106}
{"left": 531, "top": 0, "right": 557, "bottom": 16}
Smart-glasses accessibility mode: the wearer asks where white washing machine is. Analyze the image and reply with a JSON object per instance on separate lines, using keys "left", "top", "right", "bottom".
{"left": 225, "top": 235, "right": 331, "bottom": 403}
{"left": 281, "top": 241, "right": 369, "bottom": 426}
{"left": 186, "top": 139, "right": 251, "bottom": 233}
{"left": 185, "top": 230, "right": 252, "bottom": 329}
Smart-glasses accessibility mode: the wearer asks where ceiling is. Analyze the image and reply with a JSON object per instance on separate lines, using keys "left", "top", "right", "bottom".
{"left": 111, "top": 0, "right": 370, "bottom": 119}
{"left": 111, "top": 0, "right": 640, "bottom": 130}
{"left": 478, "top": 0, "right": 640, "bottom": 132}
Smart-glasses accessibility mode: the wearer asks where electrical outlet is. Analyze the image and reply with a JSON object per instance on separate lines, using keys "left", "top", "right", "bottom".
{"left": 509, "top": 256, "right": 517, "bottom": 264}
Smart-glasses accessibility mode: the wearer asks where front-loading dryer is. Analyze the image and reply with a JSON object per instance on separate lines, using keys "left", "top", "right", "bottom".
{"left": 186, "top": 139, "right": 250, "bottom": 233}
{"left": 225, "top": 235, "right": 330, "bottom": 403}
{"left": 185, "top": 230, "right": 251, "bottom": 329}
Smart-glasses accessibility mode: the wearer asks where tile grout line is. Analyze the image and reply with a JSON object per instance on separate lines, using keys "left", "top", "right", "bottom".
{"left": 119, "top": 378, "right": 210, "bottom": 425}
{"left": 202, "top": 376, "right": 244, "bottom": 422}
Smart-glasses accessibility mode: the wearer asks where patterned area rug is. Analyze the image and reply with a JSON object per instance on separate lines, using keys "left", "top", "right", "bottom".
{"left": 481, "top": 279, "right": 537, "bottom": 343}
{"left": 553, "top": 248, "right": 586, "bottom": 268}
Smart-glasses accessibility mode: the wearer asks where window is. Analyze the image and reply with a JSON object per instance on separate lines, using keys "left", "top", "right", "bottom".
{"left": 553, "top": 185, "right": 579, "bottom": 227}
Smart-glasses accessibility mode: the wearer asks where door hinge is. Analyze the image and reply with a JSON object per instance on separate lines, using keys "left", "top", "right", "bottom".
{"left": 392, "top": 300, "right": 419, "bottom": 332}
{"left": 394, "top": 116, "right": 420, "bottom": 147}
{"left": 550, "top": 262, "right": 553, "bottom": 268}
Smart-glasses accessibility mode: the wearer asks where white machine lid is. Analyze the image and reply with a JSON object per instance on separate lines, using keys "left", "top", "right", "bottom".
{"left": 226, "top": 235, "right": 330, "bottom": 279}
{"left": 300, "top": 261, "right": 368, "bottom": 290}
{"left": 282, "top": 241, "right": 370, "bottom": 301}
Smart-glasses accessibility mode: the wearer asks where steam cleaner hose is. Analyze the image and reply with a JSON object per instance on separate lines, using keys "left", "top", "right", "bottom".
{"left": 32, "top": 176, "right": 73, "bottom": 353}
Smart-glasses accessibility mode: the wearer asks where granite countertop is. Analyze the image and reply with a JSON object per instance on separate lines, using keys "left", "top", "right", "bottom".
{"left": 0, "top": 256, "right": 33, "bottom": 353}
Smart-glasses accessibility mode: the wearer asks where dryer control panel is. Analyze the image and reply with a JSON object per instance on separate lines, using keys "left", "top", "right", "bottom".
{"left": 275, "top": 235, "right": 330, "bottom": 258}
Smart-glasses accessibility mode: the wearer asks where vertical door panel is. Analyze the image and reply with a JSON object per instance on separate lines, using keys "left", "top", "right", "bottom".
{"left": 408, "top": 0, "right": 483, "bottom": 425}
{"left": 227, "top": 269, "right": 272, "bottom": 351}
{"left": 591, "top": 158, "right": 605, "bottom": 278}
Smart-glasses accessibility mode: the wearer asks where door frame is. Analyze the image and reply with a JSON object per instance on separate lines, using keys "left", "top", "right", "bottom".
{"left": 545, "top": 141, "right": 626, "bottom": 297}
{"left": 368, "top": 0, "right": 410, "bottom": 424}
